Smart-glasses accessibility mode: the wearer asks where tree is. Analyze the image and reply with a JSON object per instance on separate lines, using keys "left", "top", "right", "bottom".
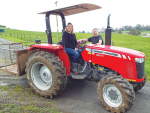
{"left": 111, "top": 27, "right": 118, "bottom": 32}
{"left": 136, "top": 24, "right": 142, "bottom": 30}
{"left": 122, "top": 26, "right": 132, "bottom": 31}
{"left": 145, "top": 25, "right": 150, "bottom": 31}
{"left": 117, "top": 29, "right": 122, "bottom": 34}
{"left": 115, "top": 28, "right": 118, "bottom": 31}
{"left": 128, "top": 28, "right": 140, "bottom": 36}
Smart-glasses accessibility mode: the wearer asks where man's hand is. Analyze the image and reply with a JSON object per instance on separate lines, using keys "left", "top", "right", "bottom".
{"left": 75, "top": 48, "right": 78, "bottom": 51}
{"left": 97, "top": 40, "right": 102, "bottom": 45}
{"left": 78, "top": 39, "right": 88, "bottom": 42}
{"left": 78, "top": 39, "right": 82, "bottom": 42}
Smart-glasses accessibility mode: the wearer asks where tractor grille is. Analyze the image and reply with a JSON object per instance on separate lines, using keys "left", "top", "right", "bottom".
{"left": 136, "top": 62, "right": 145, "bottom": 79}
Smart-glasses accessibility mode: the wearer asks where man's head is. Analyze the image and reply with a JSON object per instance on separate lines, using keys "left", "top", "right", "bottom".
{"left": 92, "top": 28, "right": 99, "bottom": 37}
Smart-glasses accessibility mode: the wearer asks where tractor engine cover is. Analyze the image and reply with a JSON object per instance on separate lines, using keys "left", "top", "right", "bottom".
{"left": 81, "top": 44, "right": 145, "bottom": 83}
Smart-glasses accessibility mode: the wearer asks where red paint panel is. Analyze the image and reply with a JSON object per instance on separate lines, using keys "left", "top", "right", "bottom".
{"left": 29, "top": 44, "right": 63, "bottom": 51}
{"left": 56, "top": 49, "right": 70, "bottom": 76}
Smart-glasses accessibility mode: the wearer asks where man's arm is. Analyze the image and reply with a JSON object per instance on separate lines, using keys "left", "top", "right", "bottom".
{"left": 96, "top": 35, "right": 103, "bottom": 45}
{"left": 78, "top": 39, "right": 88, "bottom": 42}
{"left": 97, "top": 40, "right": 102, "bottom": 45}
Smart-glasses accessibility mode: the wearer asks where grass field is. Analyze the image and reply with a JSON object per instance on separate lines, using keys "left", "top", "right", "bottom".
{"left": 0, "top": 27, "right": 150, "bottom": 82}
{"left": 123, "top": 30, "right": 150, "bottom": 34}
{"left": 0, "top": 84, "right": 61, "bottom": 113}
{"left": 140, "top": 30, "right": 150, "bottom": 34}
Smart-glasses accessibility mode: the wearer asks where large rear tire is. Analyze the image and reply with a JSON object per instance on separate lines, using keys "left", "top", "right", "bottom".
{"left": 97, "top": 74, "right": 135, "bottom": 113}
{"left": 26, "top": 51, "right": 67, "bottom": 98}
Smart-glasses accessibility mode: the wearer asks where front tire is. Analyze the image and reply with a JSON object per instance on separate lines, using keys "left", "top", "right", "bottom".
{"left": 97, "top": 74, "right": 135, "bottom": 113}
{"left": 134, "top": 76, "right": 146, "bottom": 92}
{"left": 26, "top": 51, "right": 67, "bottom": 98}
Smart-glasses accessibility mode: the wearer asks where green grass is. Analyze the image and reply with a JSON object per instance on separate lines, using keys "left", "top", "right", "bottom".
{"left": 0, "top": 27, "right": 150, "bottom": 82}
{"left": 122, "top": 31, "right": 129, "bottom": 33}
{"left": 0, "top": 104, "right": 61, "bottom": 113}
{"left": 0, "top": 85, "right": 61, "bottom": 113}
{"left": 140, "top": 30, "right": 150, "bottom": 34}
{"left": 0, "top": 27, "right": 60, "bottom": 43}
{"left": 123, "top": 30, "right": 150, "bottom": 34}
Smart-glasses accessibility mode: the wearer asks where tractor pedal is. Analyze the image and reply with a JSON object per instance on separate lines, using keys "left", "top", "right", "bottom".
{"left": 70, "top": 73, "right": 86, "bottom": 79}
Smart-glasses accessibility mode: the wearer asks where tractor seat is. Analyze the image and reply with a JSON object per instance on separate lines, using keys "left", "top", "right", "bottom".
{"left": 57, "top": 40, "right": 64, "bottom": 46}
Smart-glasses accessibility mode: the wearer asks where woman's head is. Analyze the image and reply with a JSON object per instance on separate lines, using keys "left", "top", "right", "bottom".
{"left": 65, "top": 22, "right": 74, "bottom": 33}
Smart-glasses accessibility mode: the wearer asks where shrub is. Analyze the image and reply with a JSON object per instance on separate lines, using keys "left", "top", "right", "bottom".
{"left": 118, "top": 29, "right": 122, "bottom": 34}
{"left": 128, "top": 28, "right": 140, "bottom": 36}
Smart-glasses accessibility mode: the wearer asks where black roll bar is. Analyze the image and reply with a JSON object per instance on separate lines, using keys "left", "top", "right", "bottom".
{"left": 45, "top": 12, "right": 66, "bottom": 44}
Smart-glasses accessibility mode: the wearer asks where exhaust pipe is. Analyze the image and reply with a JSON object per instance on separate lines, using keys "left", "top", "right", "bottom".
{"left": 105, "top": 14, "right": 111, "bottom": 46}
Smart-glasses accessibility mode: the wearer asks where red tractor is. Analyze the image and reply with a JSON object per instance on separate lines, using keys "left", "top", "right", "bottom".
{"left": 0, "top": 3, "right": 146, "bottom": 113}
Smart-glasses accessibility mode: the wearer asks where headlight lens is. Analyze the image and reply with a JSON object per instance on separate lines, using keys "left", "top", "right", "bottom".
{"left": 135, "top": 58, "right": 144, "bottom": 63}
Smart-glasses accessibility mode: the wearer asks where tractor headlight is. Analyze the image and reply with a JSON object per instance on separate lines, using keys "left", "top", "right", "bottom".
{"left": 135, "top": 58, "right": 144, "bottom": 63}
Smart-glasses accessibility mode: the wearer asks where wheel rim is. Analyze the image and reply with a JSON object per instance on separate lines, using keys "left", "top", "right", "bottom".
{"left": 103, "top": 84, "right": 122, "bottom": 107}
{"left": 31, "top": 62, "right": 52, "bottom": 91}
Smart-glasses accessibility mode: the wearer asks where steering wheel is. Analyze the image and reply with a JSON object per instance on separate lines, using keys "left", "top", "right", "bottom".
{"left": 77, "top": 41, "right": 87, "bottom": 50}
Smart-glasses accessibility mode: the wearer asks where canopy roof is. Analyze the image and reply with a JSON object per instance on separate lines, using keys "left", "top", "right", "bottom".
{"left": 38, "top": 3, "right": 101, "bottom": 16}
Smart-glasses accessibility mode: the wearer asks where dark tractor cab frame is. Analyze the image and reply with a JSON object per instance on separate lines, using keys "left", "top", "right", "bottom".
{"left": 45, "top": 12, "right": 66, "bottom": 44}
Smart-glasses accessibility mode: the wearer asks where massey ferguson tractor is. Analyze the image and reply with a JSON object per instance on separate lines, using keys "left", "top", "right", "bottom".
{"left": 0, "top": 3, "right": 146, "bottom": 113}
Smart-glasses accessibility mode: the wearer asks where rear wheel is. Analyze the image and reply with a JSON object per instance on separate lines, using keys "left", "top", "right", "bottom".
{"left": 97, "top": 74, "right": 135, "bottom": 113}
{"left": 26, "top": 51, "right": 67, "bottom": 98}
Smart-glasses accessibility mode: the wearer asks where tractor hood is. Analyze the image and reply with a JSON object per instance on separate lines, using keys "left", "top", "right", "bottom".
{"left": 87, "top": 44, "right": 145, "bottom": 58}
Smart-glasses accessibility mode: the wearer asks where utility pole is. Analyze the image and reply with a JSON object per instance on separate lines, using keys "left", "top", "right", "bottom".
{"left": 55, "top": 1, "right": 59, "bottom": 40}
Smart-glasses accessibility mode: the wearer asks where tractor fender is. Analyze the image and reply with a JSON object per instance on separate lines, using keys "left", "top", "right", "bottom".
{"left": 28, "top": 44, "right": 70, "bottom": 76}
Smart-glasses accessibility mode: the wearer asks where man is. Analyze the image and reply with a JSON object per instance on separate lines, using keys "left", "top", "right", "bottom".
{"left": 79, "top": 28, "right": 103, "bottom": 45}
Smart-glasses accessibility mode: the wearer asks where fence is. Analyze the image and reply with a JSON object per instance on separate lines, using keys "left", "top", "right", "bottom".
{"left": 0, "top": 41, "right": 36, "bottom": 76}
{"left": 0, "top": 42, "right": 33, "bottom": 66}
{"left": 0, "top": 32, "right": 39, "bottom": 41}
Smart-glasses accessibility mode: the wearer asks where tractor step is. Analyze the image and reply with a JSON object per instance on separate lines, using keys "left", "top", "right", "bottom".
{"left": 70, "top": 73, "right": 86, "bottom": 79}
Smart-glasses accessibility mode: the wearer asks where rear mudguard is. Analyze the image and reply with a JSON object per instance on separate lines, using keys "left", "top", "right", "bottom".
{"left": 29, "top": 44, "right": 70, "bottom": 76}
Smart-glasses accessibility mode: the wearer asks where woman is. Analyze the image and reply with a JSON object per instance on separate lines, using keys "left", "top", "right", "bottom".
{"left": 62, "top": 23, "right": 81, "bottom": 73}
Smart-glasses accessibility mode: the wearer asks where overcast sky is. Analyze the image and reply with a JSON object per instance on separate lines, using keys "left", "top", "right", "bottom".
{"left": 0, "top": 0, "right": 150, "bottom": 32}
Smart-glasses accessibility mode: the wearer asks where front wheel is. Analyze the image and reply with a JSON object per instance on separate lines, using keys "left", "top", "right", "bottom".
{"left": 26, "top": 51, "right": 67, "bottom": 98}
{"left": 97, "top": 74, "right": 135, "bottom": 113}
{"left": 134, "top": 76, "right": 146, "bottom": 92}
